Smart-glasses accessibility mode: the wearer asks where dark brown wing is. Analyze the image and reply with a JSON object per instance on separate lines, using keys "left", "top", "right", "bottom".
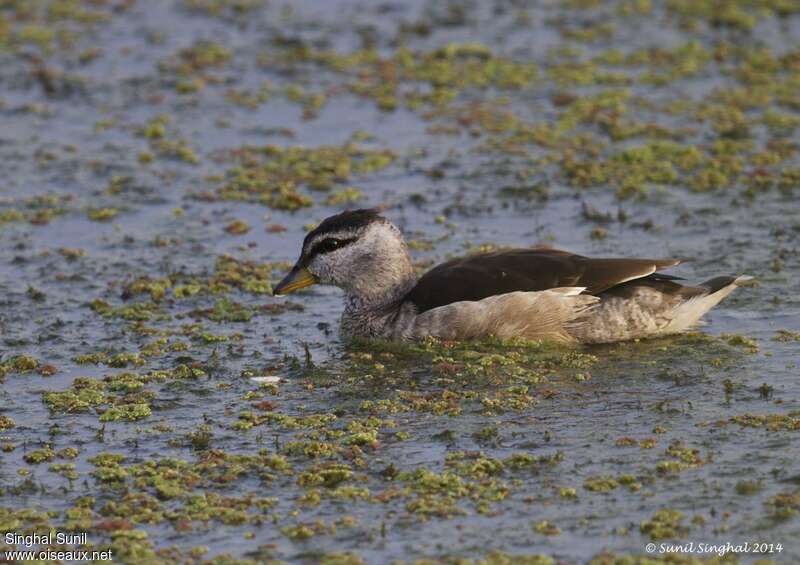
{"left": 403, "top": 248, "right": 680, "bottom": 313}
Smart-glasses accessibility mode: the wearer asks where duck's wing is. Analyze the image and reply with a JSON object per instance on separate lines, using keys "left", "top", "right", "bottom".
{"left": 403, "top": 248, "right": 680, "bottom": 314}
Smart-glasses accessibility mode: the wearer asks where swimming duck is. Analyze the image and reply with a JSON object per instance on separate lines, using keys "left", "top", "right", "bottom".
{"left": 273, "top": 209, "right": 750, "bottom": 344}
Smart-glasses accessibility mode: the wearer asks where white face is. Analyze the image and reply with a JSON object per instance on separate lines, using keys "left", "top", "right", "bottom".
{"left": 303, "top": 226, "right": 367, "bottom": 287}
{"left": 302, "top": 221, "right": 410, "bottom": 297}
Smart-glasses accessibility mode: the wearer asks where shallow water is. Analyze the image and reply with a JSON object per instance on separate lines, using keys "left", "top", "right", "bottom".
{"left": 1, "top": 0, "right": 799, "bottom": 563}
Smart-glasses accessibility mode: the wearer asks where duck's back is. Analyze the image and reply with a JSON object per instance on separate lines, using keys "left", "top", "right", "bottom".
{"left": 402, "top": 248, "right": 680, "bottom": 313}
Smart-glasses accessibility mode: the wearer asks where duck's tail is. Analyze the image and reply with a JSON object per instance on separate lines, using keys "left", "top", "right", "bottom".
{"left": 665, "top": 275, "right": 753, "bottom": 333}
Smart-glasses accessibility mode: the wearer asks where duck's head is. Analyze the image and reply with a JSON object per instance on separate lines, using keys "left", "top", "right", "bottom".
{"left": 273, "top": 209, "right": 413, "bottom": 302}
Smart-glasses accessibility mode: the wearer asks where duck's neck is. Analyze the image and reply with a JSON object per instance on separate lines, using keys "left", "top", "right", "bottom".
{"left": 341, "top": 255, "right": 417, "bottom": 338}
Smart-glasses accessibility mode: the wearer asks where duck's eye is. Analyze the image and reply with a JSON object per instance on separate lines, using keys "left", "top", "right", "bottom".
{"left": 317, "top": 238, "right": 342, "bottom": 254}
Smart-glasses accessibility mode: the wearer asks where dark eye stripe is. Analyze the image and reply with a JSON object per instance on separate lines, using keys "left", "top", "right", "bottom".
{"left": 304, "top": 236, "right": 358, "bottom": 263}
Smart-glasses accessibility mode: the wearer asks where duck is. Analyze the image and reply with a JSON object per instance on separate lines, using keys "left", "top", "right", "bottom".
{"left": 273, "top": 208, "right": 750, "bottom": 344}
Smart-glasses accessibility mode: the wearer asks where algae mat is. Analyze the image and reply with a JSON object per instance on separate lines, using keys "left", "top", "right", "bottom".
{"left": 1, "top": 0, "right": 799, "bottom": 563}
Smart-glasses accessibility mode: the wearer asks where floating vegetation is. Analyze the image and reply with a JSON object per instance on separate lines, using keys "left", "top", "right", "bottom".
{"left": 261, "top": 42, "right": 538, "bottom": 112}
{"left": 0, "top": 0, "right": 797, "bottom": 562}
{"left": 640, "top": 509, "right": 688, "bottom": 541}
{"left": 205, "top": 144, "right": 394, "bottom": 209}
{"left": 729, "top": 413, "right": 800, "bottom": 431}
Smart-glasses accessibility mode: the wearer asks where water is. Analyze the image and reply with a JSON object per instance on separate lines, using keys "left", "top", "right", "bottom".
{"left": 1, "top": 0, "right": 799, "bottom": 563}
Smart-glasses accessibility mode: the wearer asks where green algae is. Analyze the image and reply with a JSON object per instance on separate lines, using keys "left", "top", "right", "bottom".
{"left": 160, "top": 40, "right": 231, "bottom": 76}
{"left": 23, "top": 446, "right": 55, "bottom": 464}
{"left": 640, "top": 509, "right": 688, "bottom": 540}
{"left": 183, "top": 0, "right": 266, "bottom": 17}
{"left": 0, "top": 0, "right": 113, "bottom": 55}
{"left": 774, "top": 329, "right": 800, "bottom": 342}
{"left": 533, "top": 520, "right": 561, "bottom": 536}
{"left": 43, "top": 377, "right": 106, "bottom": 413}
{"left": 42, "top": 369, "right": 206, "bottom": 422}
{"left": 729, "top": 413, "right": 800, "bottom": 431}
{"left": 195, "top": 298, "right": 254, "bottom": 322}
{"left": 48, "top": 462, "right": 79, "bottom": 480}
{"left": 89, "top": 453, "right": 128, "bottom": 485}
{"left": 584, "top": 476, "right": 620, "bottom": 493}
{"left": 264, "top": 42, "right": 538, "bottom": 114}
{"left": 209, "top": 143, "right": 394, "bottom": 209}
{"left": 106, "top": 255, "right": 283, "bottom": 307}
{"left": 297, "top": 464, "right": 354, "bottom": 489}
{"left": 87, "top": 207, "right": 120, "bottom": 222}
{"left": 99, "top": 402, "right": 152, "bottom": 422}
{"left": 90, "top": 299, "right": 165, "bottom": 322}
{"left": 666, "top": 0, "right": 800, "bottom": 31}
{"left": 0, "top": 1, "right": 797, "bottom": 563}
{"left": 1, "top": 355, "right": 39, "bottom": 375}
{"left": 767, "top": 490, "right": 800, "bottom": 520}
{"left": 22, "top": 329, "right": 752, "bottom": 556}
{"left": 722, "top": 334, "right": 760, "bottom": 352}
{"left": 654, "top": 441, "right": 705, "bottom": 475}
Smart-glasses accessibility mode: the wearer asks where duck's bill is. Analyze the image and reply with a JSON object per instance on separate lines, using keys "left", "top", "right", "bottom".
{"left": 273, "top": 265, "right": 318, "bottom": 295}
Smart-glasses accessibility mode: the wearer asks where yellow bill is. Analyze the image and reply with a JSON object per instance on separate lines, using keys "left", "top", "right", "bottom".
{"left": 273, "top": 265, "right": 318, "bottom": 295}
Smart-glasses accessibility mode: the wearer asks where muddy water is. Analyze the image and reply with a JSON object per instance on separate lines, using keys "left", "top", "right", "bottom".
{"left": 1, "top": 1, "right": 799, "bottom": 563}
